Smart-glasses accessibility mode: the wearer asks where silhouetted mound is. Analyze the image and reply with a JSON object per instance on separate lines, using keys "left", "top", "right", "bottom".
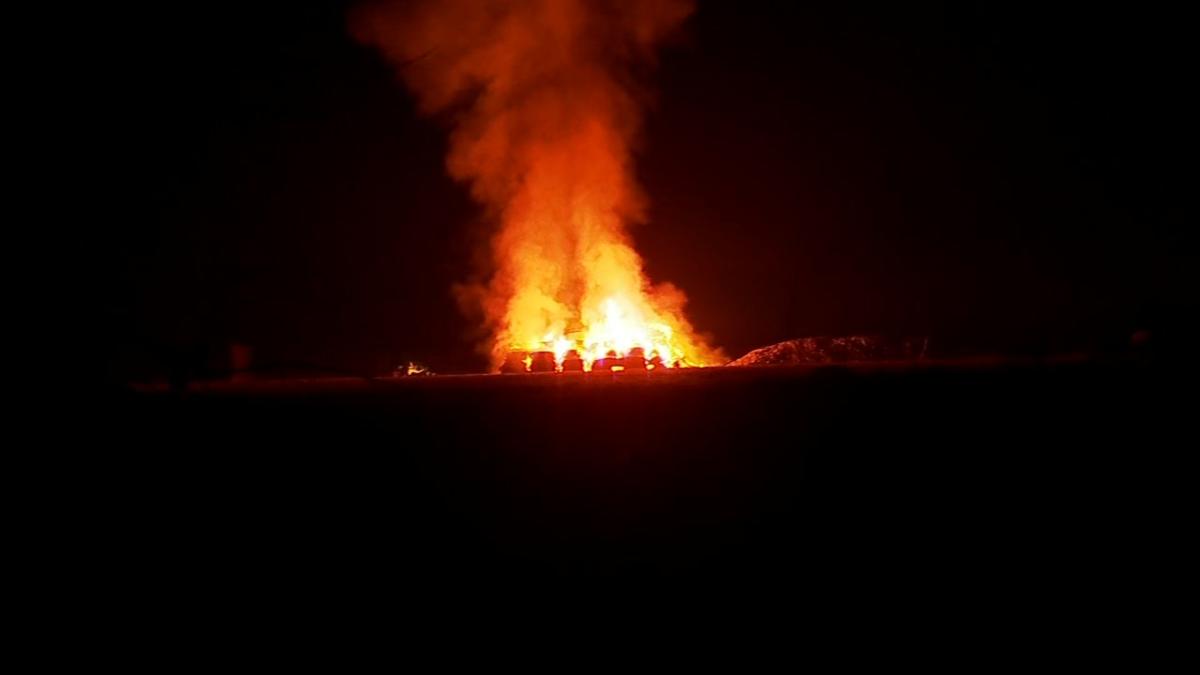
{"left": 729, "top": 336, "right": 928, "bottom": 366}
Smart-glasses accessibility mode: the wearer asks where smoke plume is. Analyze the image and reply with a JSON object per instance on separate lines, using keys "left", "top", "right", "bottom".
{"left": 353, "top": 0, "right": 721, "bottom": 369}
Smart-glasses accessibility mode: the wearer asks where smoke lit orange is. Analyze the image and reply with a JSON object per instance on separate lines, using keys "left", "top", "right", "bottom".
{"left": 354, "top": 0, "right": 722, "bottom": 371}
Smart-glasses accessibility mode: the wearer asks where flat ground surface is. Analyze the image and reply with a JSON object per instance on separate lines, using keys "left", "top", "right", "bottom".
{"left": 84, "top": 360, "right": 1189, "bottom": 629}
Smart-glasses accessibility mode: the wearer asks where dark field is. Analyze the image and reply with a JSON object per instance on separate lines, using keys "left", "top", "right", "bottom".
{"left": 86, "top": 360, "right": 1189, "bottom": 629}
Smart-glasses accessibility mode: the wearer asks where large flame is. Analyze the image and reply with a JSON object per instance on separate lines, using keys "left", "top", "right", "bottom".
{"left": 354, "top": 0, "right": 722, "bottom": 371}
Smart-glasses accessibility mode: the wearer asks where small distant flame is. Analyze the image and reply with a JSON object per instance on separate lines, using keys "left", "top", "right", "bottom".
{"left": 355, "top": 0, "right": 723, "bottom": 371}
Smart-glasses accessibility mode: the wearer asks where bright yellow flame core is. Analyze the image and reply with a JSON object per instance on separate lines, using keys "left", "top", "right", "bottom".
{"left": 515, "top": 293, "right": 717, "bottom": 372}
{"left": 496, "top": 187, "right": 723, "bottom": 372}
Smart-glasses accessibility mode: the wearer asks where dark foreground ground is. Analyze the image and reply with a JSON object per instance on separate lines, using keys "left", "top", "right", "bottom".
{"left": 82, "top": 360, "right": 1191, "bottom": 639}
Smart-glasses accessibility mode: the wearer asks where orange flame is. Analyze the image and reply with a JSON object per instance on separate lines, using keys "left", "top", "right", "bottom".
{"left": 354, "top": 0, "right": 722, "bottom": 370}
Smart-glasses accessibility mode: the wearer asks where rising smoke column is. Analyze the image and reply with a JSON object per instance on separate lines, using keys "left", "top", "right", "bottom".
{"left": 353, "top": 0, "right": 721, "bottom": 369}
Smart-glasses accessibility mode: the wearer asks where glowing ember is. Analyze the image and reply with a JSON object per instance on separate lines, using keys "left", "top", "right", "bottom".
{"left": 355, "top": 0, "right": 723, "bottom": 371}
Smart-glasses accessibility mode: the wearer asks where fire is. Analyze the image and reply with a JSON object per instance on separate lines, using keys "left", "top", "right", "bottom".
{"left": 517, "top": 297, "right": 694, "bottom": 371}
{"left": 354, "top": 0, "right": 722, "bottom": 371}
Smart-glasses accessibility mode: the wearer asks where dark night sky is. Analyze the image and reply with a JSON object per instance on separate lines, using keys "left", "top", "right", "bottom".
{"left": 94, "top": 1, "right": 1194, "bottom": 377}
